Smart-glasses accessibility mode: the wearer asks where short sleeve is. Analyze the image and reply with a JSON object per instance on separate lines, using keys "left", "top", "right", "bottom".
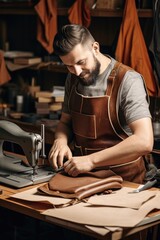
{"left": 118, "top": 71, "right": 151, "bottom": 125}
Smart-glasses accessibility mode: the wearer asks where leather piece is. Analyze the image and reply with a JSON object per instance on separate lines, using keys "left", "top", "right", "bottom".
{"left": 68, "top": 0, "right": 91, "bottom": 27}
{"left": 38, "top": 170, "right": 123, "bottom": 200}
{"left": 34, "top": 0, "right": 57, "bottom": 54}
{"left": 115, "top": 0, "right": 157, "bottom": 96}
{"left": 43, "top": 193, "right": 160, "bottom": 227}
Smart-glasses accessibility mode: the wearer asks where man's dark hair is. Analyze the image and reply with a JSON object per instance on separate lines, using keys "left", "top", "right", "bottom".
{"left": 53, "top": 24, "right": 95, "bottom": 56}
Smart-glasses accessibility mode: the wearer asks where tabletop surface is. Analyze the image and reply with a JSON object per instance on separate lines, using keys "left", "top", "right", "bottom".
{"left": 0, "top": 180, "right": 160, "bottom": 240}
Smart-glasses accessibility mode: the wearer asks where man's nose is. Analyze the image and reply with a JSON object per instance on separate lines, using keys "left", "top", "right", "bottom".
{"left": 73, "top": 65, "right": 82, "bottom": 76}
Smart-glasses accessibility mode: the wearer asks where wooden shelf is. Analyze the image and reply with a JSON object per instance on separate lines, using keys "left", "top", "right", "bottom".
{"left": 137, "top": 9, "right": 153, "bottom": 18}
{"left": 0, "top": 7, "right": 35, "bottom": 15}
{"left": 91, "top": 8, "right": 152, "bottom": 18}
{"left": 0, "top": 7, "right": 153, "bottom": 18}
{"left": 30, "top": 63, "right": 67, "bottom": 73}
{"left": 46, "top": 64, "right": 67, "bottom": 73}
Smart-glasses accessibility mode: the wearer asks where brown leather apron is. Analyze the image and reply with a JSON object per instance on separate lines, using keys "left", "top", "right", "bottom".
{"left": 68, "top": 62, "right": 146, "bottom": 183}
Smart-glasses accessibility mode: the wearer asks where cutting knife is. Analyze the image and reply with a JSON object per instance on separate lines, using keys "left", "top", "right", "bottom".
{"left": 129, "top": 179, "right": 157, "bottom": 193}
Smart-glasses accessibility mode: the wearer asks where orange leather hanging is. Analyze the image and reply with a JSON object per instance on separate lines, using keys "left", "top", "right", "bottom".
{"left": 68, "top": 0, "right": 91, "bottom": 28}
{"left": 34, "top": 0, "right": 57, "bottom": 54}
{"left": 115, "top": 0, "right": 157, "bottom": 96}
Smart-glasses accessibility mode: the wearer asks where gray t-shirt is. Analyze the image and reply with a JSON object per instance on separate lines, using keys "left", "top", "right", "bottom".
{"left": 62, "top": 56, "right": 151, "bottom": 135}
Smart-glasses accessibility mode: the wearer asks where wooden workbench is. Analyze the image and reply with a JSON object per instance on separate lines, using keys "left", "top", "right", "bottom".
{"left": 0, "top": 181, "right": 160, "bottom": 240}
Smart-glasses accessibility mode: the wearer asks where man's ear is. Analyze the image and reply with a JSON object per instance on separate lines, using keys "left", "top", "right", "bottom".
{"left": 92, "top": 42, "right": 99, "bottom": 54}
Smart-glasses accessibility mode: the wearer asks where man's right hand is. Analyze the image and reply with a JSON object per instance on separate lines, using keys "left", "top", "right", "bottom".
{"left": 48, "top": 138, "right": 72, "bottom": 170}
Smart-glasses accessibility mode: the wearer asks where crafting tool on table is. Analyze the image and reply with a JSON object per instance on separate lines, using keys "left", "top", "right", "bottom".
{"left": 129, "top": 179, "right": 157, "bottom": 193}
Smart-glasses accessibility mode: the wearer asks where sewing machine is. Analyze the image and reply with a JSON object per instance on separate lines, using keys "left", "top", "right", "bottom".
{"left": 0, "top": 120, "right": 56, "bottom": 188}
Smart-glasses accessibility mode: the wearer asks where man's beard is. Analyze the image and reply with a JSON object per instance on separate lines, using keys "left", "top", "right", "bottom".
{"left": 78, "top": 57, "right": 100, "bottom": 86}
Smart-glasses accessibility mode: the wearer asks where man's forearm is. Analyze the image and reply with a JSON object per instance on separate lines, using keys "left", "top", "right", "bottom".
{"left": 91, "top": 132, "right": 153, "bottom": 169}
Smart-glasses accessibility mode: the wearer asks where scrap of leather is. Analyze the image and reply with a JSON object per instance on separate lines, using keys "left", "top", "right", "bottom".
{"left": 11, "top": 187, "right": 74, "bottom": 208}
{"left": 43, "top": 192, "right": 160, "bottom": 228}
{"left": 11, "top": 184, "right": 160, "bottom": 227}
{"left": 88, "top": 187, "right": 157, "bottom": 209}
{"left": 37, "top": 169, "right": 123, "bottom": 200}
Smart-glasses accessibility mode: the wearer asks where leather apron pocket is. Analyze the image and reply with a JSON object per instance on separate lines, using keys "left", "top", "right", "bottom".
{"left": 71, "top": 111, "right": 97, "bottom": 139}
